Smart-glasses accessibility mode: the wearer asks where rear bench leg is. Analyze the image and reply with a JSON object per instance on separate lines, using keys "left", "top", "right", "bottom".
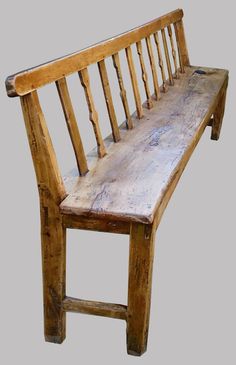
{"left": 126, "top": 223, "right": 156, "bottom": 356}
{"left": 211, "top": 80, "right": 228, "bottom": 140}
{"left": 40, "top": 202, "right": 66, "bottom": 344}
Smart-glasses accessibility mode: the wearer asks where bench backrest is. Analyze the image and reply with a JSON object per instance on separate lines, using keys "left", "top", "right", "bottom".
{"left": 5, "top": 8, "right": 189, "bottom": 204}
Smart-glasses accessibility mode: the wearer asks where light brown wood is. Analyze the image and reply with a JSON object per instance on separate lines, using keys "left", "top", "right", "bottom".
{"left": 60, "top": 67, "right": 228, "bottom": 224}
{"left": 40, "top": 200, "right": 66, "bottom": 343}
{"left": 112, "top": 53, "right": 133, "bottom": 129}
{"left": 62, "top": 214, "right": 130, "bottom": 234}
{"left": 208, "top": 117, "right": 214, "bottom": 127}
{"left": 151, "top": 74, "right": 229, "bottom": 233}
{"left": 211, "top": 77, "right": 228, "bottom": 140}
{"left": 161, "top": 28, "right": 174, "bottom": 85}
{"left": 145, "top": 36, "right": 161, "bottom": 100}
{"left": 6, "top": 9, "right": 184, "bottom": 97}
{"left": 6, "top": 9, "right": 229, "bottom": 357}
{"left": 126, "top": 223, "right": 156, "bottom": 355}
{"left": 20, "top": 91, "right": 66, "bottom": 203}
{"left": 79, "top": 68, "right": 106, "bottom": 157}
{"left": 174, "top": 19, "right": 190, "bottom": 72}
{"left": 56, "top": 77, "right": 88, "bottom": 176}
{"left": 98, "top": 59, "right": 121, "bottom": 142}
{"left": 125, "top": 46, "right": 143, "bottom": 118}
{"left": 136, "top": 41, "right": 153, "bottom": 109}
{"left": 63, "top": 297, "right": 127, "bottom": 320}
{"left": 20, "top": 91, "right": 67, "bottom": 343}
{"left": 153, "top": 32, "right": 168, "bottom": 92}
{"left": 167, "top": 24, "right": 179, "bottom": 79}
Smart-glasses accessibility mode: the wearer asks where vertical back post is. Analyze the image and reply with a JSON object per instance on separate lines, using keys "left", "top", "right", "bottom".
{"left": 20, "top": 91, "right": 67, "bottom": 343}
{"left": 20, "top": 91, "right": 66, "bottom": 203}
{"left": 174, "top": 18, "right": 190, "bottom": 72}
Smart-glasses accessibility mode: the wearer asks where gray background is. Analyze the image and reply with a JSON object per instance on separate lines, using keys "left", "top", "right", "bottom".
{"left": 1, "top": 0, "right": 235, "bottom": 363}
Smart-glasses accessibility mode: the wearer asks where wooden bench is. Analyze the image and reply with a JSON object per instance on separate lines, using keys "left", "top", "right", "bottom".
{"left": 5, "top": 9, "right": 228, "bottom": 356}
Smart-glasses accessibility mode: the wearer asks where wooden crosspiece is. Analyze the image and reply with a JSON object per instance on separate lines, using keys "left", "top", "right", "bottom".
{"left": 6, "top": 8, "right": 228, "bottom": 357}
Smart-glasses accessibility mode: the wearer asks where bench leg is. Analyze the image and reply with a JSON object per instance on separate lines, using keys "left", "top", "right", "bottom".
{"left": 126, "top": 223, "right": 156, "bottom": 356}
{"left": 211, "top": 81, "right": 228, "bottom": 141}
{"left": 40, "top": 205, "right": 66, "bottom": 344}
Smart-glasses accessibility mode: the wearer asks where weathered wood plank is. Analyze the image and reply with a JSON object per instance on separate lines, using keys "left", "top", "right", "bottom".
{"left": 153, "top": 32, "right": 168, "bottom": 92}
{"left": 63, "top": 297, "right": 127, "bottom": 320}
{"left": 98, "top": 59, "right": 121, "bottom": 142}
{"left": 6, "top": 9, "right": 184, "bottom": 97}
{"left": 79, "top": 68, "right": 106, "bottom": 158}
{"left": 126, "top": 46, "right": 143, "bottom": 118}
{"left": 62, "top": 214, "right": 130, "bottom": 234}
{"left": 174, "top": 19, "right": 190, "bottom": 72}
{"left": 145, "top": 36, "right": 161, "bottom": 100}
{"left": 151, "top": 74, "right": 229, "bottom": 233}
{"left": 112, "top": 53, "right": 133, "bottom": 129}
{"left": 136, "top": 41, "right": 153, "bottom": 109}
{"left": 126, "top": 223, "right": 156, "bottom": 355}
{"left": 167, "top": 24, "right": 179, "bottom": 79}
{"left": 56, "top": 77, "right": 88, "bottom": 176}
{"left": 161, "top": 28, "right": 174, "bottom": 85}
{"left": 60, "top": 67, "right": 228, "bottom": 224}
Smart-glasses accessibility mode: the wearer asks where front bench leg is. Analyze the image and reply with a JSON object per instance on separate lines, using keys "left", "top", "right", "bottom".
{"left": 126, "top": 222, "right": 156, "bottom": 356}
{"left": 40, "top": 202, "right": 66, "bottom": 344}
{"left": 211, "top": 80, "right": 228, "bottom": 141}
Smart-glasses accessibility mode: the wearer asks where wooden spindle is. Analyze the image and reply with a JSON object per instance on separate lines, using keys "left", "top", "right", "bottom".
{"left": 136, "top": 41, "right": 153, "bottom": 109}
{"left": 56, "top": 77, "right": 88, "bottom": 176}
{"left": 98, "top": 59, "right": 121, "bottom": 142}
{"left": 153, "top": 32, "right": 167, "bottom": 93}
{"left": 167, "top": 25, "right": 179, "bottom": 79}
{"left": 125, "top": 46, "right": 143, "bottom": 119}
{"left": 112, "top": 53, "right": 133, "bottom": 129}
{"left": 161, "top": 28, "right": 174, "bottom": 86}
{"left": 79, "top": 68, "right": 106, "bottom": 158}
{"left": 145, "top": 36, "right": 161, "bottom": 100}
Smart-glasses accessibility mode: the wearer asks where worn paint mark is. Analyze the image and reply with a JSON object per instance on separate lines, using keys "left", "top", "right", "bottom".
{"left": 144, "top": 125, "right": 172, "bottom": 150}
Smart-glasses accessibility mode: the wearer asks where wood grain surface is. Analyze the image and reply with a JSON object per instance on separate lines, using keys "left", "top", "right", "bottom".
{"left": 60, "top": 66, "right": 228, "bottom": 224}
{"left": 6, "top": 9, "right": 183, "bottom": 97}
{"left": 5, "top": 8, "right": 229, "bottom": 356}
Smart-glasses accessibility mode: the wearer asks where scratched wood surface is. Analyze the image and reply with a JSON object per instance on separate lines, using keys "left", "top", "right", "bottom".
{"left": 60, "top": 66, "right": 228, "bottom": 224}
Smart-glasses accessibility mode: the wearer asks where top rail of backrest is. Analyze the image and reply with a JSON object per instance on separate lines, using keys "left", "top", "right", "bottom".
{"left": 6, "top": 9, "right": 184, "bottom": 97}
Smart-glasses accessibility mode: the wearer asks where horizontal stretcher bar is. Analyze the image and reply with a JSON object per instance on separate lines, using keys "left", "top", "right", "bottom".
{"left": 62, "top": 296, "right": 127, "bottom": 320}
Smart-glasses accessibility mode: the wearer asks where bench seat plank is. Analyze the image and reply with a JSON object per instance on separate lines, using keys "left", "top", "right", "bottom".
{"left": 60, "top": 66, "right": 228, "bottom": 224}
